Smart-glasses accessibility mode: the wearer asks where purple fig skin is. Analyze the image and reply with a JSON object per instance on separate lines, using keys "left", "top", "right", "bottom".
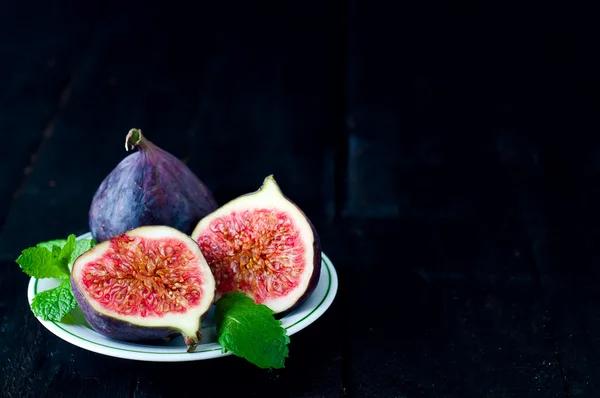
{"left": 71, "top": 276, "right": 207, "bottom": 351}
{"left": 89, "top": 130, "right": 218, "bottom": 242}
{"left": 273, "top": 197, "right": 321, "bottom": 318}
{"left": 70, "top": 276, "right": 185, "bottom": 344}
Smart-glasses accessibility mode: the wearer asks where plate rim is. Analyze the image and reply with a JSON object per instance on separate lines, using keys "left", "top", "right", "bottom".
{"left": 27, "top": 243, "right": 338, "bottom": 362}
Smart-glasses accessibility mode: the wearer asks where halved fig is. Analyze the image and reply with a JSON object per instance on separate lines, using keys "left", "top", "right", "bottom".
{"left": 191, "top": 175, "right": 321, "bottom": 315}
{"left": 70, "top": 226, "right": 215, "bottom": 352}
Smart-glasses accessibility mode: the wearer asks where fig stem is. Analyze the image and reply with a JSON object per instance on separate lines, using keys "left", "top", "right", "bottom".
{"left": 125, "top": 128, "right": 144, "bottom": 151}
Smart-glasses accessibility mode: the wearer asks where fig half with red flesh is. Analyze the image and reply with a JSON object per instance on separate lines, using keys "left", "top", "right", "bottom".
{"left": 191, "top": 175, "right": 321, "bottom": 315}
{"left": 70, "top": 226, "right": 215, "bottom": 352}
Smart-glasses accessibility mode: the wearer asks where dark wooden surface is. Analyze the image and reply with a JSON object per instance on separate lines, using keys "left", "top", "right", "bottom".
{"left": 1, "top": 1, "right": 599, "bottom": 397}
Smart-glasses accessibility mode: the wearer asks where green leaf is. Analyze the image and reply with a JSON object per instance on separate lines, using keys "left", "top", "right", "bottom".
{"left": 215, "top": 292, "right": 290, "bottom": 369}
{"left": 16, "top": 234, "right": 96, "bottom": 279}
{"left": 31, "top": 280, "right": 77, "bottom": 322}
{"left": 18, "top": 235, "right": 97, "bottom": 324}
{"left": 36, "top": 239, "right": 67, "bottom": 251}
{"left": 16, "top": 247, "right": 69, "bottom": 279}
{"left": 68, "top": 238, "right": 96, "bottom": 271}
{"left": 59, "top": 234, "right": 76, "bottom": 262}
{"left": 52, "top": 245, "right": 61, "bottom": 257}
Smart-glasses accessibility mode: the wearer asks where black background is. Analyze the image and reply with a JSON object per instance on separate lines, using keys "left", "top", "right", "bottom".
{"left": 1, "top": 1, "right": 599, "bottom": 397}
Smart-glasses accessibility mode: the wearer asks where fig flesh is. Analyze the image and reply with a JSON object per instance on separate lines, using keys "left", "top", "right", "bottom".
{"left": 71, "top": 226, "right": 215, "bottom": 352}
{"left": 89, "top": 129, "right": 218, "bottom": 242}
{"left": 191, "top": 175, "right": 321, "bottom": 315}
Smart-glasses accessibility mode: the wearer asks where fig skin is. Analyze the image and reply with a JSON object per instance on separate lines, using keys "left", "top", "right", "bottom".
{"left": 89, "top": 129, "right": 218, "bottom": 242}
{"left": 271, "top": 186, "right": 321, "bottom": 316}
{"left": 277, "top": 214, "right": 321, "bottom": 317}
{"left": 71, "top": 278, "right": 186, "bottom": 345}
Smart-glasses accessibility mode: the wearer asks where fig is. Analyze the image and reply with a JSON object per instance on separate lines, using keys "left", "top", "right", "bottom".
{"left": 70, "top": 225, "right": 215, "bottom": 352}
{"left": 191, "top": 175, "right": 321, "bottom": 315}
{"left": 89, "top": 129, "right": 218, "bottom": 242}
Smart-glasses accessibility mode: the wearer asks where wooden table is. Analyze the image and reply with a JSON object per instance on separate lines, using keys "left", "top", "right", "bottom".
{"left": 1, "top": 1, "right": 598, "bottom": 397}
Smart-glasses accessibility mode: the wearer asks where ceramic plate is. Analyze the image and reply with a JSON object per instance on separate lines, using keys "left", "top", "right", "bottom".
{"left": 27, "top": 233, "right": 338, "bottom": 362}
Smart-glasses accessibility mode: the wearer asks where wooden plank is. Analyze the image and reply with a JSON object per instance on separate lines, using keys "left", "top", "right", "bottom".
{"left": 528, "top": 185, "right": 600, "bottom": 396}
{"left": 550, "top": 282, "right": 600, "bottom": 397}
{"left": 344, "top": 0, "right": 574, "bottom": 224}
{"left": 0, "top": 2, "right": 97, "bottom": 231}
{"left": 351, "top": 279, "right": 564, "bottom": 397}
{"left": 340, "top": 219, "right": 564, "bottom": 397}
{"left": 178, "top": 9, "right": 337, "bottom": 226}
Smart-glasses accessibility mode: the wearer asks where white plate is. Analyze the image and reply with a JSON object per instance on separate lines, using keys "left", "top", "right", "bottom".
{"left": 27, "top": 233, "right": 338, "bottom": 362}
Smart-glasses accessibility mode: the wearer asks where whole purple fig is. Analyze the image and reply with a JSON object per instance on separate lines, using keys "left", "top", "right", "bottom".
{"left": 89, "top": 129, "right": 218, "bottom": 242}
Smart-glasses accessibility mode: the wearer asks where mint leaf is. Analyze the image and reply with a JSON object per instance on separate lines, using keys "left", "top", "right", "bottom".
{"left": 36, "top": 239, "right": 67, "bottom": 251}
{"left": 31, "top": 280, "right": 77, "bottom": 322}
{"left": 16, "top": 234, "right": 95, "bottom": 279}
{"left": 60, "top": 234, "right": 76, "bottom": 263}
{"left": 16, "top": 247, "right": 70, "bottom": 279}
{"left": 215, "top": 292, "right": 290, "bottom": 369}
{"left": 69, "top": 238, "right": 96, "bottom": 271}
{"left": 18, "top": 235, "right": 97, "bottom": 324}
